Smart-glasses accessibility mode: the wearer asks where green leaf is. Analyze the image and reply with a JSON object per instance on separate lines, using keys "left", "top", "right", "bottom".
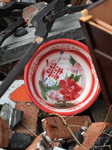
{"left": 39, "top": 81, "right": 48, "bottom": 93}
{"left": 69, "top": 74, "right": 74, "bottom": 79}
{"left": 69, "top": 55, "right": 76, "bottom": 66}
{"left": 41, "top": 90, "right": 47, "bottom": 100}
{"left": 39, "top": 81, "right": 47, "bottom": 100}
{"left": 47, "top": 84, "right": 61, "bottom": 91}
{"left": 74, "top": 74, "right": 82, "bottom": 82}
{"left": 52, "top": 85, "right": 61, "bottom": 90}
{"left": 39, "top": 81, "right": 43, "bottom": 90}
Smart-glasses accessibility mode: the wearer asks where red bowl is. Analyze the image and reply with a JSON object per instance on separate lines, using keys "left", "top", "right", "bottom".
{"left": 24, "top": 39, "right": 101, "bottom": 116}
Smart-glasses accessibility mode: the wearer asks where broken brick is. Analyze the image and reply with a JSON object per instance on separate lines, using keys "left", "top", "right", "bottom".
{"left": 93, "top": 128, "right": 112, "bottom": 147}
{"left": 73, "top": 122, "right": 111, "bottom": 150}
{"left": 14, "top": 101, "right": 39, "bottom": 137}
{"left": 42, "top": 116, "right": 92, "bottom": 140}
{"left": 0, "top": 117, "right": 13, "bottom": 148}
{"left": 26, "top": 133, "right": 51, "bottom": 150}
{"left": 26, "top": 133, "right": 43, "bottom": 150}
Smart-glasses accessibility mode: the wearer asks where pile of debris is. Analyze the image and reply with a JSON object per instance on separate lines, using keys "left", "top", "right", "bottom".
{"left": 0, "top": 99, "right": 112, "bottom": 149}
{"left": 0, "top": 0, "right": 112, "bottom": 150}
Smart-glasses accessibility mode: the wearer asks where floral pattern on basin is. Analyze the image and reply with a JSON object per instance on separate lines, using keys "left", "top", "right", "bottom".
{"left": 38, "top": 53, "right": 85, "bottom": 108}
{"left": 25, "top": 39, "right": 101, "bottom": 116}
{"left": 59, "top": 77, "right": 82, "bottom": 101}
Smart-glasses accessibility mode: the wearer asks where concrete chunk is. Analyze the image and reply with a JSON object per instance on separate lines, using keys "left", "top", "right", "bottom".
{"left": 9, "top": 133, "right": 31, "bottom": 149}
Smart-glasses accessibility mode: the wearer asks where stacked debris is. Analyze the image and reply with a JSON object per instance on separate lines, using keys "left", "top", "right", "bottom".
{"left": 0, "top": 72, "right": 112, "bottom": 149}
{"left": 0, "top": 94, "right": 112, "bottom": 149}
{"left": 0, "top": 83, "right": 111, "bottom": 149}
{"left": 0, "top": 0, "right": 112, "bottom": 150}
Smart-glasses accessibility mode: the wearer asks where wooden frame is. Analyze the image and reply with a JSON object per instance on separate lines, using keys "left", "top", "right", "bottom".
{"left": 79, "top": 0, "right": 112, "bottom": 119}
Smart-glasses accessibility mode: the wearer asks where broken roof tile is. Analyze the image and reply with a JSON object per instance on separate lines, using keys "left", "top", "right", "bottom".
{"left": 10, "top": 84, "right": 32, "bottom": 102}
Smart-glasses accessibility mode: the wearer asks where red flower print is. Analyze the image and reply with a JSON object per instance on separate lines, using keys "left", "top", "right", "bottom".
{"left": 59, "top": 77, "right": 82, "bottom": 101}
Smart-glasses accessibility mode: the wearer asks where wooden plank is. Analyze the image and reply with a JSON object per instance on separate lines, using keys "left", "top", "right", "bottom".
{"left": 0, "top": 12, "right": 84, "bottom": 66}
{"left": 87, "top": 0, "right": 112, "bottom": 25}
{"left": 88, "top": 21, "right": 112, "bottom": 56}
{"left": 79, "top": 0, "right": 112, "bottom": 120}
{"left": 94, "top": 18, "right": 112, "bottom": 32}
{"left": 80, "top": 0, "right": 112, "bottom": 25}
